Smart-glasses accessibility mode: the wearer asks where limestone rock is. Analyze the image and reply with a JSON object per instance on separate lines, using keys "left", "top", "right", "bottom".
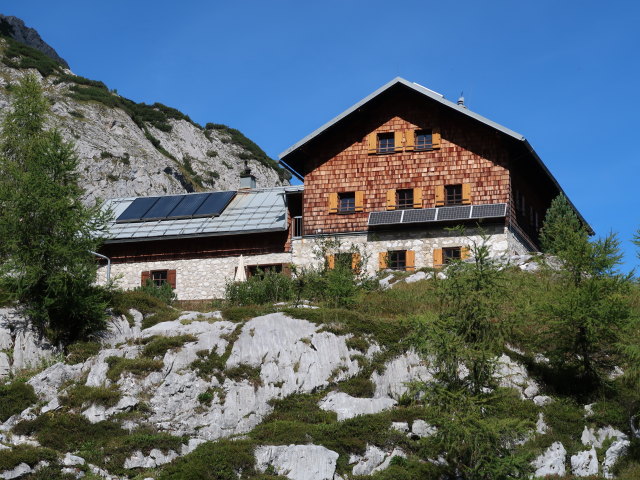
{"left": 124, "top": 449, "right": 178, "bottom": 469}
{"left": 255, "top": 445, "right": 339, "bottom": 480}
{"left": 404, "top": 271, "right": 430, "bottom": 283}
{"left": 581, "top": 425, "right": 627, "bottom": 448}
{"left": 0, "top": 353, "right": 10, "bottom": 380}
{"left": 371, "top": 351, "right": 432, "bottom": 399}
{"left": 603, "top": 439, "right": 630, "bottom": 478}
{"left": 532, "top": 442, "right": 566, "bottom": 478}
{"left": 536, "top": 412, "right": 549, "bottom": 435}
{"left": 63, "top": 453, "right": 86, "bottom": 466}
{"left": 391, "top": 422, "right": 409, "bottom": 433}
{"left": 350, "top": 445, "right": 406, "bottom": 476}
{"left": 318, "top": 392, "right": 396, "bottom": 421}
{"left": 12, "top": 328, "right": 55, "bottom": 372}
{"left": 533, "top": 395, "right": 552, "bottom": 406}
{"left": 28, "top": 362, "right": 84, "bottom": 402}
{"left": 571, "top": 447, "right": 598, "bottom": 477}
{"left": 495, "top": 354, "right": 539, "bottom": 398}
{"left": 411, "top": 419, "right": 436, "bottom": 438}
{"left": 101, "top": 313, "right": 142, "bottom": 347}
{"left": 0, "top": 462, "right": 32, "bottom": 479}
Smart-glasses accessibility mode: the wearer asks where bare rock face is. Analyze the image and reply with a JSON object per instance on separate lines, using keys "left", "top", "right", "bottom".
{"left": 571, "top": 447, "right": 599, "bottom": 477}
{"left": 0, "top": 37, "right": 289, "bottom": 205}
{"left": 349, "top": 445, "right": 407, "bottom": 476}
{"left": 532, "top": 442, "right": 566, "bottom": 478}
{"left": 318, "top": 392, "right": 396, "bottom": 421}
{"left": 255, "top": 445, "right": 339, "bottom": 480}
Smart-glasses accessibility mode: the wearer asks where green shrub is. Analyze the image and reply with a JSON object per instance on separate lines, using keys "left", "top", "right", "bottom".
{"left": 224, "top": 363, "right": 262, "bottom": 387}
{"left": 191, "top": 349, "right": 226, "bottom": 380}
{"left": 338, "top": 376, "right": 375, "bottom": 397}
{"left": 0, "top": 381, "right": 37, "bottom": 421}
{"left": 0, "top": 445, "right": 58, "bottom": 471}
{"left": 110, "top": 289, "right": 179, "bottom": 329}
{"left": 197, "top": 390, "right": 214, "bottom": 406}
{"left": 159, "top": 439, "right": 256, "bottom": 480}
{"left": 1, "top": 37, "right": 63, "bottom": 76}
{"left": 66, "top": 341, "right": 101, "bottom": 364}
{"left": 220, "top": 305, "right": 276, "bottom": 322}
{"left": 105, "top": 356, "right": 164, "bottom": 381}
{"left": 206, "top": 149, "right": 218, "bottom": 158}
{"left": 142, "top": 334, "right": 197, "bottom": 358}
{"left": 60, "top": 384, "right": 121, "bottom": 408}
{"left": 134, "top": 279, "right": 176, "bottom": 305}
{"left": 225, "top": 271, "right": 295, "bottom": 306}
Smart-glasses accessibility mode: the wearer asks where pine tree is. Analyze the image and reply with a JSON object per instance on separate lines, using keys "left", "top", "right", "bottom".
{"left": 0, "top": 75, "right": 110, "bottom": 344}
{"left": 539, "top": 194, "right": 587, "bottom": 255}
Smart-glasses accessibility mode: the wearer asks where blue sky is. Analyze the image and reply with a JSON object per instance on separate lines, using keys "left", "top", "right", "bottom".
{"left": 5, "top": 1, "right": 640, "bottom": 272}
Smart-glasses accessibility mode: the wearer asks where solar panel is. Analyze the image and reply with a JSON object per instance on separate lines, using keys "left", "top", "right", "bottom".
{"left": 436, "top": 205, "right": 472, "bottom": 221}
{"left": 168, "top": 193, "right": 211, "bottom": 218}
{"left": 116, "top": 197, "right": 160, "bottom": 223}
{"left": 368, "top": 210, "right": 403, "bottom": 226}
{"left": 193, "top": 191, "right": 236, "bottom": 217}
{"left": 402, "top": 208, "right": 437, "bottom": 223}
{"left": 141, "top": 195, "right": 185, "bottom": 220}
{"left": 471, "top": 204, "right": 507, "bottom": 218}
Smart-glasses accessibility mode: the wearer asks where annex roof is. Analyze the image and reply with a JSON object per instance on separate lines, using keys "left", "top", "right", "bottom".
{"left": 102, "top": 186, "right": 303, "bottom": 243}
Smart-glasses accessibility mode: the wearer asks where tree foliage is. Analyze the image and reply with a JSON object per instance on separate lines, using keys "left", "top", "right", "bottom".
{"left": 411, "top": 235, "right": 532, "bottom": 479}
{"left": 537, "top": 195, "right": 632, "bottom": 389}
{"left": 0, "top": 75, "right": 110, "bottom": 344}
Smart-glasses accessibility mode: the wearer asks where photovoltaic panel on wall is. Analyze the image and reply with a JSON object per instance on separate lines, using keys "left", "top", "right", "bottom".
{"left": 402, "top": 208, "right": 437, "bottom": 223}
{"left": 141, "top": 195, "right": 185, "bottom": 221}
{"left": 470, "top": 203, "right": 507, "bottom": 218}
{"left": 116, "top": 197, "right": 161, "bottom": 223}
{"left": 436, "top": 205, "right": 472, "bottom": 221}
{"left": 368, "top": 210, "right": 403, "bottom": 226}
{"left": 193, "top": 191, "right": 236, "bottom": 218}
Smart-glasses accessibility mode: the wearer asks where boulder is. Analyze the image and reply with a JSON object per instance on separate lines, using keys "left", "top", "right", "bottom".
{"left": 495, "top": 354, "right": 539, "bottom": 399}
{"left": 571, "top": 447, "right": 598, "bottom": 477}
{"left": 532, "top": 442, "right": 566, "bottom": 478}
{"left": 255, "top": 444, "right": 339, "bottom": 480}
{"left": 28, "top": 362, "right": 84, "bottom": 402}
{"left": 63, "top": 453, "right": 86, "bottom": 466}
{"left": 602, "top": 439, "right": 630, "bottom": 478}
{"left": 124, "top": 449, "right": 178, "bottom": 469}
{"left": 318, "top": 392, "right": 396, "bottom": 421}
{"left": 0, "top": 353, "right": 10, "bottom": 380}
{"left": 0, "top": 462, "right": 32, "bottom": 479}
{"left": 371, "top": 351, "right": 432, "bottom": 399}
{"left": 411, "top": 419, "right": 436, "bottom": 438}
{"left": 350, "top": 445, "right": 406, "bottom": 476}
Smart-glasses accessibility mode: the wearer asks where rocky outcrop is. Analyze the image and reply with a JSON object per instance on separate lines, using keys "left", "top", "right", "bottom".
{"left": 318, "top": 392, "right": 396, "bottom": 421}
{"left": 370, "top": 351, "right": 432, "bottom": 399}
{"left": 532, "top": 441, "right": 566, "bottom": 478}
{"left": 0, "top": 15, "right": 69, "bottom": 68}
{"left": 571, "top": 447, "right": 599, "bottom": 477}
{"left": 349, "top": 445, "right": 406, "bottom": 476}
{"left": 0, "top": 37, "right": 289, "bottom": 204}
{"left": 255, "top": 445, "right": 339, "bottom": 480}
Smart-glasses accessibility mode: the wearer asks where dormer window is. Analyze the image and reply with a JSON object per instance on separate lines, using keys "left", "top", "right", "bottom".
{"left": 415, "top": 130, "right": 433, "bottom": 150}
{"left": 377, "top": 133, "right": 395, "bottom": 153}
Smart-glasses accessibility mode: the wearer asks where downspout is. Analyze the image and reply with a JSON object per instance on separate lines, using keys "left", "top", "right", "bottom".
{"left": 90, "top": 251, "right": 111, "bottom": 283}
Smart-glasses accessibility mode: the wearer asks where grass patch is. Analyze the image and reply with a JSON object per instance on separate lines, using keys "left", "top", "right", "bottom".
{"left": 337, "top": 376, "right": 376, "bottom": 397}
{"left": 158, "top": 439, "right": 256, "bottom": 480}
{"left": 0, "top": 381, "right": 37, "bottom": 422}
{"left": 141, "top": 334, "right": 197, "bottom": 358}
{"left": 110, "top": 289, "right": 180, "bottom": 329}
{"left": 65, "top": 341, "right": 101, "bottom": 364}
{"left": 220, "top": 305, "right": 276, "bottom": 322}
{"left": 224, "top": 363, "right": 262, "bottom": 387}
{"left": 13, "top": 413, "right": 184, "bottom": 475}
{"left": 105, "top": 356, "right": 164, "bottom": 382}
{"left": 60, "top": 384, "right": 121, "bottom": 409}
{"left": 1, "top": 36, "right": 63, "bottom": 76}
{"left": 0, "top": 444, "right": 58, "bottom": 471}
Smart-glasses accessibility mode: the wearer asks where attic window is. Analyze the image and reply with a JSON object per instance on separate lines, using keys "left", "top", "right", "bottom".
{"left": 377, "top": 133, "right": 395, "bottom": 153}
{"left": 415, "top": 130, "right": 433, "bottom": 150}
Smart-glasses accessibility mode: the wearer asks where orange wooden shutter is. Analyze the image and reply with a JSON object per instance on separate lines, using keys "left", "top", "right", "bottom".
{"left": 462, "top": 183, "right": 472, "bottom": 205}
{"left": 167, "top": 270, "right": 177, "bottom": 289}
{"left": 433, "top": 248, "right": 444, "bottom": 268}
{"left": 405, "top": 250, "right": 416, "bottom": 272}
{"left": 328, "top": 192, "right": 338, "bottom": 213}
{"left": 394, "top": 130, "right": 403, "bottom": 152}
{"left": 461, "top": 247, "right": 471, "bottom": 260}
{"left": 386, "top": 189, "right": 396, "bottom": 210}
{"left": 326, "top": 254, "right": 335, "bottom": 270}
{"left": 141, "top": 271, "right": 150, "bottom": 286}
{"left": 435, "top": 185, "right": 445, "bottom": 207}
{"left": 404, "top": 129, "right": 415, "bottom": 151}
{"left": 413, "top": 188, "right": 423, "bottom": 209}
{"left": 432, "top": 127, "right": 441, "bottom": 149}
{"left": 367, "top": 133, "right": 377, "bottom": 154}
{"left": 355, "top": 191, "right": 364, "bottom": 212}
{"left": 378, "top": 252, "right": 388, "bottom": 270}
{"left": 351, "top": 253, "right": 361, "bottom": 273}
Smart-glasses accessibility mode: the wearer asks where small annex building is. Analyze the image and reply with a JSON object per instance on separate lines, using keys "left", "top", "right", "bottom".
{"left": 97, "top": 77, "right": 589, "bottom": 300}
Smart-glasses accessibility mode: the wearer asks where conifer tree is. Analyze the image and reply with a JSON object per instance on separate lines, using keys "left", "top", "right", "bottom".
{"left": 0, "top": 75, "right": 110, "bottom": 344}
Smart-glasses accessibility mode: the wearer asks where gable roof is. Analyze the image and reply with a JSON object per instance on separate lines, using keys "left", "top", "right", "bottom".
{"left": 102, "top": 186, "right": 303, "bottom": 243}
{"left": 279, "top": 77, "right": 592, "bottom": 233}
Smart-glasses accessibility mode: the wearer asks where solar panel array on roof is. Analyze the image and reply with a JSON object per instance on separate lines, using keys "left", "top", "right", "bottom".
{"left": 116, "top": 191, "right": 236, "bottom": 223}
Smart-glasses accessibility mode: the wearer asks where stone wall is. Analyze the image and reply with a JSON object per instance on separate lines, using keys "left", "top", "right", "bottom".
{"left": 97, "top": 252, "right": 294, "bottom": 300}
{"left": 291, "top": 224, "right": 531, "bottom": 276}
